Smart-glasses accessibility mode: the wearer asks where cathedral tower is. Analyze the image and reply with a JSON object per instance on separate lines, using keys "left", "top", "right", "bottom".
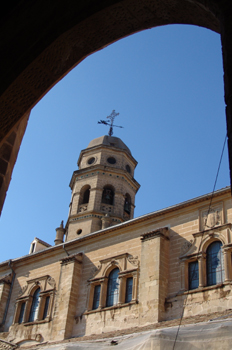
{"left": 65, "top": 135, "right": 140, "bottom": 241}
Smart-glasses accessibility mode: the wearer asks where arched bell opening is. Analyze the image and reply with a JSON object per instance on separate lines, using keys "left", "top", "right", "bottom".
{"left": 101, "top": 186, "right": 115, "bottom": 206}
{"left": 124, "top": 193, "right": 132, "bottom": 219}
{"left": 78, "top": 185, "right": 91, "bottom": 213}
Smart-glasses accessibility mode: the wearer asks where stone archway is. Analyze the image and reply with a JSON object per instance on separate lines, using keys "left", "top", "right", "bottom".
{"left": 0, "top": 0, "right": 231, "bottom": 213}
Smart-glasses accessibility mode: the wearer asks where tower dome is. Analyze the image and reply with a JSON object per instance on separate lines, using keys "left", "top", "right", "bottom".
{"left": 66, "top": 135, "right": 140, "bottom": 241}
{"left": 87, "top": 135, "right": 131, "bottom": 155}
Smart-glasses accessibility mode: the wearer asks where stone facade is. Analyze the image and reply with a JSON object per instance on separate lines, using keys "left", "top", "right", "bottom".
{"left": 0, "top": 136, "right": 232, "bottom": 347}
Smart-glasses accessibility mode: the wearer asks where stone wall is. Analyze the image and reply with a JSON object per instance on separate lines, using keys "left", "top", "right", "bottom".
{"left": 1, "top": 188, "right": 232, "bottom": 344}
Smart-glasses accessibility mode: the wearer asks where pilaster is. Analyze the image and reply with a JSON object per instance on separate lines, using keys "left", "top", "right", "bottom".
{"left": 139, "top": 227, "right": 169, "bottom": 323}
{"left": 51, "top": 253, "right": 83, "bottom": 340}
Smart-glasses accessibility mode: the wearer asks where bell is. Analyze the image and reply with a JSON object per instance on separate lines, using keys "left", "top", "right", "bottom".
{"left": 105, "top": 193, "right": 111, "bottom": 200}
{"left": 124, "top": 202, "right": 130, "bottom": 213}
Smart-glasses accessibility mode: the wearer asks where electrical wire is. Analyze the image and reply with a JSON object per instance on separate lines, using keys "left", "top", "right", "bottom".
{"left": 172, "top": 134, "right": 227, "bottom": 350}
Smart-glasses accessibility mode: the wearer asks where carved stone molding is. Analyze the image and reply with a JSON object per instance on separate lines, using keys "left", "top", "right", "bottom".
{"left": 47, "top": 277, "right": 56, "bottom": 289}
{"left": 141, "top": 227, "right": 169, "bottom": 242}
{"left": 89, "top": 253, "right": 140, "bottom": 282}
{"left": 181, "top": 240, "right": 193, "bottom": 255}
{"left": 60, "top": 252, "right": 83, "bottom": 265}
{"left": 0, "top": 274, "right": 12, "bottom": 285}
{"left": 17, "top": 285, "right": 27, "bottom": 297}
{"left": 200, "top": 203, "right": 224, "bottom": 231}
{"left": 0, "top": 340, "right": 17, "bottom": 350}
{"left": 127, "top": 255, "right": 139, "bottom": 267}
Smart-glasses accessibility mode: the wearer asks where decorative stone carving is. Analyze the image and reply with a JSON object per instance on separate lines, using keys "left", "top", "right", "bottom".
{"left": 78, "top": 204, "right": 88, "bottom": 213}
{"left": 18, "top": 285, "right": 27, "bottom": 297}
{"left": 181, "top": 240, "right": 193, "bottom": 255}
{"left": 101, "top": 205, "right": 113, "bottom": 213}
{"left": 35, "top": 334, "right": 42, "bottom": 342}
{"left": 0, "top": 274, "right": 12, "bottom": 284}
{"left": 201, "top": 204, "right": 223, "bottom": 231}
{"left": 0, "top": 340, "right": 17, "bottom": 350}
{"left": 127, "top": 255, "right": 139, "bottom": 266}
{"left": 90, "top": 253, "right": 140, "bottom": 282}
{"left": 47, "top": 277, "right": 56, "bottom": 289}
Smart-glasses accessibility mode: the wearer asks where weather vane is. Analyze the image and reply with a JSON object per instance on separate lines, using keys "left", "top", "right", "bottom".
{"left": 98, "top": 110, "right": 123, "bottom": 136}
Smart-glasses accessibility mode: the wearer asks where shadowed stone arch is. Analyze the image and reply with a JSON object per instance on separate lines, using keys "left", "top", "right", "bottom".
{"left": 0, "top": 0, "right": 232, "bottom": 214}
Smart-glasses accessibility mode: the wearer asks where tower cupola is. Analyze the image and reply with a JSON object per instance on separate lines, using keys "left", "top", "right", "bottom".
{"left": 66, "top": 135, "right": 140, "bottom": 241}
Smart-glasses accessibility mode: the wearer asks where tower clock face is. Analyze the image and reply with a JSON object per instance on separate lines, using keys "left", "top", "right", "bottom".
{"left": 107, "top": 157, "right": 116, "bottom": 164}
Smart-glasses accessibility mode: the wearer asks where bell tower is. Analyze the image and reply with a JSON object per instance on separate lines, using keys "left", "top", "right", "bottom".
{"left": 65, "top": 135, "right": 140, "bottom": 241}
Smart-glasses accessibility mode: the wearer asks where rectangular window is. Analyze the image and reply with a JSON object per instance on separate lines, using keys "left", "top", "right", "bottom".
{"left": 93, "top": 285, "right": 101, "bottom": 310}
{"left": 31, "top": 243, "right": 35, "bottom": 253}
{"left": 125, "top": 277, "right": 133, "bottom": 303}
{"left": 18, "top": 302, "right": 25, "bottom": 324}
{"left": 43, "top": 296, "right": 50, "bottom": 319}
{"left": 189, "top": 261, "right": 199, "bottom": 290}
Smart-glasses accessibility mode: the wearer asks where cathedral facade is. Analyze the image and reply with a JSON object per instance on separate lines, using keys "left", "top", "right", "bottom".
{"left": 0, "top": 135, "right": 232, "bottom": 346}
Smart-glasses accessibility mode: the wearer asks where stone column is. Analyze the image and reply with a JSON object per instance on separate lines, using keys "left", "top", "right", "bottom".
{"left": 198, "top": 254, "right": 206, "bottom": 288}
{"left": 220, "top": 2, "right": 232, "bottom": 187}
{"left": 0, "top": 281, "right": 11, "bottom": 324}
{"left": 132, "top": 273, "right": 138, "bottom": 301}
{"left": 99, "top": 278, "right": 107, "bottom": 308}
{"left": 223, "top": 249, "right": 231, "bottom": 282}
{"left": 118, "top": 275, "right": 126, "bottom": 305}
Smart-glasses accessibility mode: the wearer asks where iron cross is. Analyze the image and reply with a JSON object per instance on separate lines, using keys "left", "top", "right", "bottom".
{"left": 98, "top": 110, "right": 123, "bottom": 136}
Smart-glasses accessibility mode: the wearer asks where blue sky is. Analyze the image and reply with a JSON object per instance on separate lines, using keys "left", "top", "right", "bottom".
{"left": 0, "top": 24, "right": 229, "bottom": 262}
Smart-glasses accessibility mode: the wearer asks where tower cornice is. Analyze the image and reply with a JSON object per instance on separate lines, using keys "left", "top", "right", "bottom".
{"left": 77, "top": 144, "right": 137, "bottom": 168}
{"left": 69, "top": 164, "right": 140, "bottom": 192}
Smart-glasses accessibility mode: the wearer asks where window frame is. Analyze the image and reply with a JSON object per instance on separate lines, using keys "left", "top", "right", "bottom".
{"left": 13, "top": 275, "right": 55, "bottom": 325}
{"left": 106, "top": 268, "right": 120, "bottom": 307}
{"left": 86, "top": 253, "right": 139, "bottom": 313}
{"left": 188, "top": 260, "right": 199, "bottom": 290}
{"left": 180, "top": 234, "right": 230, "bottom": 293}
{"left": 206, "top": 241, "right": 225, "bottom": 286}
{"left": 28, "top": 287, "right": 41, "bottom": 322}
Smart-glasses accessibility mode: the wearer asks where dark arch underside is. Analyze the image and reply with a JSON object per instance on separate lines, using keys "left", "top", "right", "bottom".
{"left": 0, "top": 0, "right": 219, "bottom": 144}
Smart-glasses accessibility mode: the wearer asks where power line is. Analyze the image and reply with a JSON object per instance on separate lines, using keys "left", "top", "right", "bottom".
{"left": 172, "top": 134, "right": 227, "bottom": 350}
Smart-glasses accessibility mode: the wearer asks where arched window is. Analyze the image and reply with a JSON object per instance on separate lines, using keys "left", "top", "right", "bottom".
{"left": 79, "top": 185, "right": 90, "bottom": 205}
{"left": 29, "top": 288, "right": 40, "bottom": 322}
{"left": 106, "top": 268, "right": 119, "bottom": 307}
{"left": 207, "top": 241, "right": 225, "bottom": 286}
{"left": 82, "top": 188, "right": 90, "bottom": 204}
{"left": 102, "top": 187, "right": 114, "bottom": 205}
{"left": 124, "top": 194, "right": 131, "bottom": 214}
